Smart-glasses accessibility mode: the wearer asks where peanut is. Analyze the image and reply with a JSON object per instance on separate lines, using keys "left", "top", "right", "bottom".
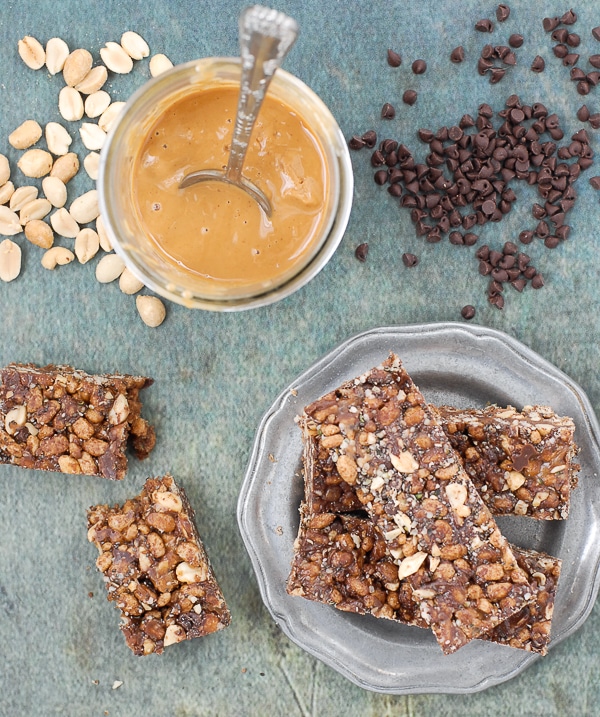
{"left": 8, "top": 120, "right": 42, "bottom": 150}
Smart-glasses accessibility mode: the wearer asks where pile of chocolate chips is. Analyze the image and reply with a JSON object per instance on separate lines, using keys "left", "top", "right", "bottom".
{"left": 349, "top": 94, "right": 594, "bottom": 312}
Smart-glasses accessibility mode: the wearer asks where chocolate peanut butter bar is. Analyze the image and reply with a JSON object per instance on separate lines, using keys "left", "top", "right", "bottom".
{"left": 288, "top": 510, "right": 560, "bottom": 654}
{"left": 88, "top": 475, "right": 231, "bottom": 656}
{"left": 304, "top": 405, "right": 578, "bottom": 520}
{"left": 0, "top": 363, "right": 155, "bottom": 480}
{"left": 437, "top": 405, "right": 578, "bottom": 520}
{"left": 301, "top": 354, "right": 536, "bottom": 654}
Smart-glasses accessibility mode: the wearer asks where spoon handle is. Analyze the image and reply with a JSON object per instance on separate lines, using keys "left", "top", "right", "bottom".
{"left": 225, "top": 5, "right": 298, "bottom": 183}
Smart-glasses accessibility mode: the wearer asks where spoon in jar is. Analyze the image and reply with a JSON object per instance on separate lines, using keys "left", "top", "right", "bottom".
{"left": 179, "top": 5, "right": 298, "bottom": 217}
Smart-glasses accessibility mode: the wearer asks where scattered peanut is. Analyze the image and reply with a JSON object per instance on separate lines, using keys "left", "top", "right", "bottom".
{"left": 0, "top": 154, "right": 10, "bottom": 187}
{"left": 10, "top": 186, "right": 37, "bottom": 211}
{"left": 79, "top": 123, "right": 106, "bottom": 151}
{"left": 50, "top": 208, "right": 80, "bottom": 238}
{"left": 19, "top": 198, "right": 52, "bottom": 225}
{"left": 100, "top": 42, "right": 134, "bottom": 74}
{"left": 121, "top": 31, "right": 150, "bottom": 60}
{"left": 84, "top": 90, "right": 111, "bottom": 118}
{"left": 50, "top": 153, "right": 79, "bottom": 183}
{"left": 119, "top": 267, "right": 144, "bottom": 294}
{"left": 98, "top": 102, "right": 125, "bottom": 133}
{"left": 149, "top": 54, "right": 173, "bottom": 77}
{"left": 0, "top": 182, "right": 15, "bottom": 206}
{"left": 96, "top": 253, "right": 125, "bottom": 283}
{"left": 42, "top": 176, "right": 67, "bottom": 208}
{"left": 45, "top": 122, "right": 72, "bottom": 156}
{"left": 83, "top": 152, "right": 100, "bottom": 181}
{"left": 0, "top": 239, "right": 22, "bottom": 281}
{"left": 24, "top": 219, "right": 54, "bottom": 249}
{"left": 18, "top": 36, "right": 45, "bottom": 70}
{"left": 17, "top": 149, "right": 53, "bottom": 178}
{"left": 45, "top": 37, "right": 69, "bottom": 75}
{"left": 136, "top": 295, "right": 166, "bottom": 327}
{"left": 58, "top": 86, "right": 84, "bottom": 122}
{"left": 74, "top": 228, "right": 100, "bottom": 264}
{"left": 8, "top": 119, "right": 42, "bottom": 150}
{"left": 41, "top": 246, "right": 75, "bottom": 270}
{"left": 0, "top": 206, "right": 23, "bottom": 235}
{"left": 70, "top": 189, "right": 99, "bottom": 224}
{"left": 63, "top": 48, "right": 93, "bottom": 86}
{"left": 95, "top": 214, "right": 112, "bottom": 251}
{"left": 75, "top": 65, "right": 108, "bottom": 95}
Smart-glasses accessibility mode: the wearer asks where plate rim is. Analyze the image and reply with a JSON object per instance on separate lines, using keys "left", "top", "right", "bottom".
{"left": 237, "top": 322, "right": 600, "bottom": 694}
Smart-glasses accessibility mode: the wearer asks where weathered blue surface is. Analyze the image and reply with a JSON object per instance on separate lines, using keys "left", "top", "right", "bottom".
{"left": 0, "top": 1, "right": 599, "bottom": 714}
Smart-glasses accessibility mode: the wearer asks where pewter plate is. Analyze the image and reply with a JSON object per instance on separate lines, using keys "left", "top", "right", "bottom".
{"left": 237, "top": 323, "right": 600, "bottom": 694}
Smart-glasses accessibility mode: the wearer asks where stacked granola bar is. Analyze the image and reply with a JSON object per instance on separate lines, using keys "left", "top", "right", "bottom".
{"left": 287, "top": 354, "right": 576, "bottom": 655}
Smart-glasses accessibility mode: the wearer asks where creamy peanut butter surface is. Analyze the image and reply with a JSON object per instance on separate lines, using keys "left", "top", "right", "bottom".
{"left": 132, "top": 84, "right": 329, "bottom": 295}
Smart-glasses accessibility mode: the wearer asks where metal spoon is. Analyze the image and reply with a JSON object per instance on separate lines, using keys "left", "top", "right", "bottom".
{"left": 179, "top": 5, "right": 298, "bottom": 216}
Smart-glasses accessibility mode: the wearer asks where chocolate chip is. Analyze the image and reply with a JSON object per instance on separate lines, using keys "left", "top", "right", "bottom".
{"left": 561, "top": 9, "right": 577, "bottom": 25}
{"left": 496, "top": 4, "right": 510, "bottom": 22}
{"left": 511, "top": 278, "right": 527, "bottom": 292}
{"left": 589, "top": 54, "right": 600, "bottom": 69}
{"left": 587, "top": 71, "right": 600, "bottom": 86}
{"left": 519, "top": 230, "right": 534, "bottom": 244}
{"left": 542, "top": 17, "right": 560, "bottom": 32}
{"left": 490, "top": 68, "right": 506, "bottom": 84}
{"left": 577, "top": 80, "right": 591, "bottom": 95}
{"left": 590, "top": 176, "right": 600, "bottom": 190}
{"left": 552, "top": 28, "right": 569, "bottom": 43}
{"left": 571, "top": 67, "right": 586, "bottom": 81}
{"left": 553, "top": 44, "right": 568, "bottom": 59}
{"left": 531, "top": 55, "right": 545, "bottom": 72}
{"left": 387, "top": 183, "right": 402, "bottom": 197}
{"left": 512, "top": 443, "right": 537, "bottom": 470}
{"left": 508, "top": 34, "right": 524, "bottom": 48}
{"left": 567, "top": 33, "right": 581, "bottom": 47}
{"left": 461, "top": 305, "right": 476, "bottom": 320}
{"left": 402, "top": 252, "right": 418, "bottom": 267}
{"left": 475, "top": 18, "right": 494, "bottom": 32}
{"left": 593, "top": 27, "right": 600, "bottom": 42}
{"left": 361, "top": 130, "right": 377, "bottom": 148}
{"left": 544, "top": 235, "right": 560, "bottom": 248}
{"left": 503, "top": 241, "right": 518, "bottom": 255}
{"left": 464, "top": 232, "right": 479, "bottom": 246}
{"left": 563, "top": 53, "right": 580, "bottom": 67}
{"left": 381, "top": 103, "right": 395, "bottom": 119}
{"left": 412, "top": 59, "right": 427, "bottom": 74}
{"left": 387, "top": 49, "right": 402, "bottom": 67}
{"left": 489, "top": 293, "right": 505, "bottom": 309}
{"left": 531, "top": 273, "right": 545, "bottom": 289}
{"left": 348, "top": 135, "right": 366, "bottom": 150}
{"left": 374, "top": 169, "right": 388, "bottom": 185}
{"left": 449, "top": 231, "right": 464, "bottom": 245}
{"left": 403, "top": 90, "right": 418, "bottom": 106}
{"left": 450, "top": 46, "right": 465, "bottom": 63}
{"left": 354, "top": 243, "right": 369, "bottom": 262}
{"left": 589, "top": 113, "right": 600, "bottom": 129}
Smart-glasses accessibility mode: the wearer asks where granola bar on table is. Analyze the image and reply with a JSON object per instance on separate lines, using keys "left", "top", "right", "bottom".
{"left": 88, "top": 474, "right": 231, "bottom": 655}
{"left": 287, "top": 510, "right": 560, "bottom": 655}
{"left": 0, "top": 363, "right": 155, "bottom": 480}
{"left": 300, "top": 354, "right": 538, "bottom": 654}
{"left": 304, "top": 404, "right": 578, "bottom": 520}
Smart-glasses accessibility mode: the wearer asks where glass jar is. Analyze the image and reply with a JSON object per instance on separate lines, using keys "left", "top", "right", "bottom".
{"left": 98, "top": 57, "right": 353, "bottom": 311}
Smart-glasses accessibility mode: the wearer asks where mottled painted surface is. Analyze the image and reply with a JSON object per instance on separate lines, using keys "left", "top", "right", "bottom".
{"left": 0, "top": 1, "right": 599, "bottom": 715}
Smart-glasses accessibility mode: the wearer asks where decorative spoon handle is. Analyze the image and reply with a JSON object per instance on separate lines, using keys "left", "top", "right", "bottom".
{"left": 225, "top": 5, "right": 298, "bottom": 183}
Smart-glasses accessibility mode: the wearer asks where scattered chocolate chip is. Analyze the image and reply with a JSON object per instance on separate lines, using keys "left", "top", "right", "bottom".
{"left": 450, "top": 46, "right": 465, "bottom": 63}
{"left": 589, "top": 54, "right": 600, "bottom": 69}
{"left": 496, "top": 4, "right": 510, "bottom": 22}
{"left": 544, "top": 235, "right": 560, "bottom": 248}
{"left": 361, "top": 130, "right": 377, "bottom": 148}
{"left": 567, "top": 33, "right": 581, "bottom": 48}
{"left": 412, "top": 59, "right": 427, "bottom": 74}
{"left": 587, "top": 71, "right": 600, "bottom": 86}
{"left": 489, "top": 293, "right": 505, "bottom": 309}
{"left": 508, "top": 33, "right": 524, "bottom": 48}
{"left": 374, "top": 169, "right": 388, "bottom": 185}
{"left": 563, "top": 53, "right": 580, "bottom": 67}
{"left": 589, "top": 113, "right": 600, "bottom": 129}
{"left": 490, "top": 68, "right": 506, "bottom": 84}
{"left": 461, "top": 305, "right": 476, "bottom": 320}
{"left": 403, "top": 89, "right": 418, "bottom": 106}
{"left": 381, "top": 103, "right": 396, "bottom": 119}
{"left": 531, "top": 273, "right": 545, "bottom": 289}
{"left": 571, "top": 67, "right": 586, "bottom": 81}
{"left": 348, "top": 135, "right": 366, "bottom": 150}
{"left": 577, "top": 80, "right": 590, "bottom": 95}
{"left": 552, "top": 28, "right": 569, "bottom": 43}
{"left": 543, "top": 17, "right": 560, "bottom": 32}
{"left": 387, "top": 49, "right": 402, "bottom": 67}
{"left": 354, "top": 243, "right": 369, "bottom": 262}
{"left": 531, "top": 55, "right": 545, "bottom": 72}
{"left": 519, "top": 230, "right": 534, "bottom": 244}
{"left": 589, "top": 176, "right": 600, "bottom": 189}
{"left": 561, "top": 9, "right": 577, "bottom": 25}
{"left": 593, "top": 27, "right": 600, "bottom": 42}
{"left": 370, "top": 150, "right": 385, "bottom": 167}
{"left": 464, "top": 232, "right": 479, "bottom": 246}
{"left": 553, "top": 44, "right": 568, "bottom": 59}
{"left": 402, "top": 252, "right": 418, "bottom": 267}
{"left": 475, "top": 18, "right": 494, "bottom": 32}
{"left": 388, "top": 183, "right": 402, "bottom": 197}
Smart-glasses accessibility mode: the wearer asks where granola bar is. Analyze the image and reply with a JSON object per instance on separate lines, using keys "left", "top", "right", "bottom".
{"left": 304, "top": 404, "right": 578, "bottom": 520}
{"left": 0, "top": 363, "right": 156, "bottom": 480}
{"left": 287, "top": 510, "right": 560, "bottom": 654}
{"left": 437, "top": 405, "right": 578, "bottom": 520}
{"left": 301, "top": 354, "right": 537, "bottom": 654}
{"left": 88, "top": 474, "right": 231, "bottom": 656}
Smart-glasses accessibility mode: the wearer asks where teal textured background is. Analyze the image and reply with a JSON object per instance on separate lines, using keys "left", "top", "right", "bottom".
{"left": 0, "top": 1, "right": 599, "bottom": 715}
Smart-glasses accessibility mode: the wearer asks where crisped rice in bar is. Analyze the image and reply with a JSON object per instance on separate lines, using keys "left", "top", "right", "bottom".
{"left": 0, "top": 363, "right": 155, "bottom": 480}
{"left": 88, "top": 474, "right": 231, "bottom": 655}
{"left": 287, "top": 510, "right": 560, "bottom": 655}
{"left": 437, "top": 404, "right": 578, "bottom": 520}
{"left": 304, "top": 404, "right": 578, "bottom": 520}
{"left": 301, "top": 354, "right": 537, "bottom": 654}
